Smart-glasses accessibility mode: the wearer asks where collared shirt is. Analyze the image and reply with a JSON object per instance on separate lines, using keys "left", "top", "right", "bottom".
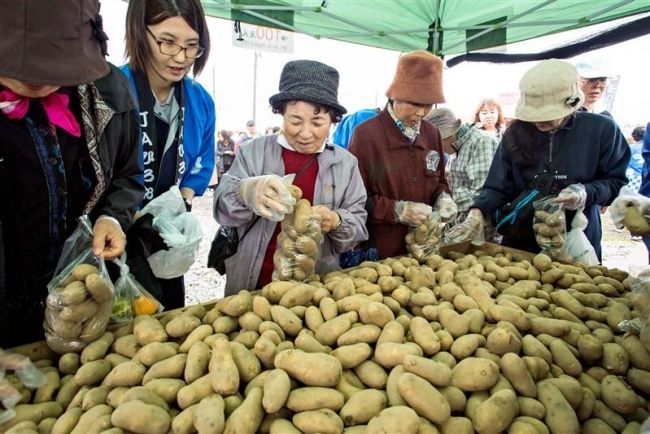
{"left": 387, "top": 102, "right": 420, "bottom": 142}
{"left": 447, "top": 124, "right": 499, "bottom": 216}
{"left": 277, "top": 133, "right": 326, "bottom": 153}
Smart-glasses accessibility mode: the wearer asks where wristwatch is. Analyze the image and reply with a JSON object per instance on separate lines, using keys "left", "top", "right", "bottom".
{"left": 183, "top": 198, "right": 193, "bottom": 212}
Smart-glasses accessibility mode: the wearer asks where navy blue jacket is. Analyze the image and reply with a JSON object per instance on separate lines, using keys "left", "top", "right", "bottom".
{"left": 473, "top": 112, "right": 630, "bottom": 259}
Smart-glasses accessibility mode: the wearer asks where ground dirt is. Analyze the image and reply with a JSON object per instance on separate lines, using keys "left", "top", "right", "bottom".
{"left": 185, "top": 193, "right": 649, "bottom": 305}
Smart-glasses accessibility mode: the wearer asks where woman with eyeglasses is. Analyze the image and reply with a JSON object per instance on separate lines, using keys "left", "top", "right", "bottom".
{"left": 120, "top": 0, "right": 215, "bottom": 309}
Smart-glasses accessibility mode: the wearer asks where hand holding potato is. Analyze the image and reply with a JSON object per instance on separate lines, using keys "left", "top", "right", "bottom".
{"left": 92, "top": 217, "right": 126, "bottom": 260}
{"left": 311, "top": 205, "right": 341, "bottom": 233}
{"left": 239, "top": 174, "right": 296, "bottom": 221}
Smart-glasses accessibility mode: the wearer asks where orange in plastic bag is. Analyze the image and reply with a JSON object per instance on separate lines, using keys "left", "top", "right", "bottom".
{"left": 134, "top": 295, "right": 159, "bottom": 316}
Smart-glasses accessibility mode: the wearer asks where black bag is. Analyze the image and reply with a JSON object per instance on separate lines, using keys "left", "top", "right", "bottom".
{"left": 207, "top": 217, "right": 260, "bottom": 275}
{"left": 207, "top": 226, "right": 240, "bottom": 275}
{"left": 494, "top": 171, "right": 554, "bottom": 239}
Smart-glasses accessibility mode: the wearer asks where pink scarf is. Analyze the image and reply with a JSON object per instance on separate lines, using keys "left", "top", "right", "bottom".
{"left": 0, "top": 88, "right": 81, "bottom": 137}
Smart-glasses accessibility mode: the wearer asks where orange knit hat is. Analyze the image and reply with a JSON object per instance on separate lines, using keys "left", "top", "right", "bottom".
{"left": 386, "top": 50, "right": 445, "bottom": 105}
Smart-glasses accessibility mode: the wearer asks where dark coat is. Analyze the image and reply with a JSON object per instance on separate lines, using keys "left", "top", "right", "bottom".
{"left": 0, "top": 64, "right": 143, "bottom": 347}
{"left": 348, "top": 106, "right": 450, "bottom": 259}
{"left": 473, "top": 111, "right": 630, "bottom": 259}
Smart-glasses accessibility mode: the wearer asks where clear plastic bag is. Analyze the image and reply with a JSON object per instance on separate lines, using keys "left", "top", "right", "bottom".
{"left": 44, "top": 216, "right": 114, "bottom": 353}
{"left": 533, "top": 196, "right": 569, "bottom": 261}
{"left": 0, "top": 349, "right": 46, "bottom": 424}
{"left": 564, "top": 209, "right": 599, "bottom": 265}
{"left": 272, "top": 198, "right": 322, "bottom": 282}
{"left": 628, "top": 267, "right": 650, "bottom": 319}
{"left": 112, "top": 254, "right": 164, "bottom": 322}
{"left": 406, "top": 214, "right": 444, "bottom": 262}
{"left": 140, "top": 186, "right": 204, "bottom": 279}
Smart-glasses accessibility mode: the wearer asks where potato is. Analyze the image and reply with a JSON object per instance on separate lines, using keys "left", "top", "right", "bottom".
{"left": 142, "top": 353, "right": 187, "bottom": 385}
{"left": 142, "top": 378, "right": 186, "bottom": 404}
{"left": 209, "top": 338, "right": 239, "bottom": 395}
{"left": 355, "top": 360, "right": 388, "bottom": 389}
{"left": 274, "top": 349, "right": 342, "bottom": 387}
{"left": 111, "top": 399, "right": 171, "bottom": 434}
{"left": 402, "top": 354, "right": 451, "bottom": 387}
{"left": 340, "top": 389, "right": 387, "bottom": 425}
{"left": 85, "top": 273, "right": 113, "bottom": 303}
{"left": 194, "top": 394, "right": 226, "bottom": 434}
{"left": 224, "top": 387, "right": 264, "bottom": 434}
{"left": 537, "top": 382, "right": 580, "bottom": 434}
{"left": 285, "top": 387, "right": 345, "bottom": 412}
{"left": 451, "top": 358, "right": 499, "bottom": 392}
{"left": 74, "top": 360, "right": 111, "bottom": 386}
{"left": 263, "top": 369, "right": 291, "bottom": 413}
{"left": 500, "top": 352, "right": 536, "bottom": 398}
{"left": 133, "top": 317, "right": 168, "bottom": 345}
{"left": 601, "top": 375, "right": 639, "bottom": 415}
{"left": 367, "top": 406, "right": 420, "bottom": 434}
{"left": 165, "top": 315, "right": 201, "bottom": 338}
{"left": 102, "top": 360, "right": 146, "bottom": 387}
{"left": 398, "top": 373, "right": 450, "bottom": 424}
{"left": 472, "top": 389, "right": 519, "bottom": 433}
{"left": 2, "top": 402, "right": 63, "bottom": 430}
{"left": 292, "top": 408, "right": 344, "bottom": 434}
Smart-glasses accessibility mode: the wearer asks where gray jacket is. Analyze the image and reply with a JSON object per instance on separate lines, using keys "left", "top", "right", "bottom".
{"left": 214, "top": 135, "right": 368, "bottom": 295}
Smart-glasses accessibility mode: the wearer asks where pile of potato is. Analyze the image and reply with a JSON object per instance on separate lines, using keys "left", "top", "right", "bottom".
{"left": 44, "top": 263, "right": 114, "bottom": 354}
{"left": 5, "top": 246, "right": 650, "bottom": 433}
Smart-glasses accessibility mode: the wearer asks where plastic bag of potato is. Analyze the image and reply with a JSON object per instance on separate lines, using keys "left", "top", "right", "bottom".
{"left": 273, "top": 186, "right": 323, "bottom": 282}
{"left": 43, "top": 216, "right": 114, "bottom": 354}
{"left": 405, "top": 214, "right": 444, "bottom": 262}
{"left": 533, "top": 196, "right": 570, "bottom": 261}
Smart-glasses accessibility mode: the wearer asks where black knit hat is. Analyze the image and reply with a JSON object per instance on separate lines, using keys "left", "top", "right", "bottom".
{"left": 269, "top": 60, "right": 347, "bottom": 115}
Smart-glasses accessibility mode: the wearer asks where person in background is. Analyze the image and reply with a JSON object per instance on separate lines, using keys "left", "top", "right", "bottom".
{"left": 0, "top": 0, "right": 143, "bottom": 347}
{"left": 121, "top": 0, "right": 215, "bottom": 309}
{"left": 638, "top": 122, "right": 650, "bottom": 260}
{"left": 348, "top": 50, "right": 456, "bottom": 259}
{"left": 240, "top": 119, "right": 258, "bottom": 144}
{"left": 332, "top": 107, "right": 380, "bottom": 149}
{"left": 214, "top": 60, "right": 368, "bottom": 295}
{"left": 447, "top": 59, "right": 630, "bottom": 261}
{"left": 425, "top": 107, "right": 500, "bottom": 241}
{"left": 216, "top": 129, "right": 237, "bottom": 179}
{"left": 575, "top": 61, "right": 613, "bottom": 117}
{"left": 473, "top": 98, "right": 505, "bottom": 140}
{"left": 620, "top": 125, "right": 646, "bottom": 196}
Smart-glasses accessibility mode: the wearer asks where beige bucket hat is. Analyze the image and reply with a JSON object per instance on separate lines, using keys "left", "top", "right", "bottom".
{"left": 515, "top": 59, "right": 584, "bottom": 122}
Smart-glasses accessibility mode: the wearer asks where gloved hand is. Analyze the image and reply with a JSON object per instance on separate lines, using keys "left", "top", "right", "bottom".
{"left": 442, "top": 208, "right": 485, "bottom": 244}
{"left": 609, "top": 195, "right": 650, "bottom": 235}
{"left": 312, "top": 205, "right": 341, "bottom": 233}
{"left": 239, "top": 174, "right": 296, "bottom": 221}
{"left": 434, "top": 192, "right": 458, "bottom": 223}
{"left": 0, "top": 349, "right": 46, "bottom": 424}
{"left": 395, "top": 201, "right": 433, "bottom": 226}
{"left": 93, "top": 217, "right": 126, "bottom": 260}
{"left": 554, "top": 184, "right": 587, "bottom": 210}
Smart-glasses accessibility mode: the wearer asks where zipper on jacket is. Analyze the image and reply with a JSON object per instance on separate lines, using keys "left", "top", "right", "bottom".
{"left": 547, "top": 130, "right": 555, "bottom": 164}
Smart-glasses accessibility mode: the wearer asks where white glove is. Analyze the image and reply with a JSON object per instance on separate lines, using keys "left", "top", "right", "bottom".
{"left": 312, "top": 205, "right": 341, "bottom": 233}
{"left": 395, "top": 201, "right": 433, "bottom": 226}
{"left": 239, "top": 174, "right": 296, "bottom": 221}
{"left": 442, "top": 208, "right": 485, "bottom": 244}
{"left": 555, "top": 184, "right": 587, "bottom": 210}
{"left": 434, "top": 192, "right": 458, "bottom": 223}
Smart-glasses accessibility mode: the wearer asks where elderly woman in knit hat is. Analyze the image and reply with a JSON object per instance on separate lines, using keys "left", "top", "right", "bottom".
{"left": 214, "top": 60, "right": 368, "bottom": 294}
{"left": 0, "top": 0, "right": 143, "bottom": 347}
{"left": 424, "top": 107, "right": 500, "bottom": 242}
{"left": 348, "top": 50, "right": 457, "bottom": 260}
{"left": 446, "top": 59, "right": 629, "bottom": 260}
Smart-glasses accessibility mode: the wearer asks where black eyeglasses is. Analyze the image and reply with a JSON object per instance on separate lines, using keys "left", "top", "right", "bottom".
{"left": 581, "top": 77, "right": 607, "bottom": 85}
{"left": 146, "top": 27, "right": 205, "bottom": 59}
